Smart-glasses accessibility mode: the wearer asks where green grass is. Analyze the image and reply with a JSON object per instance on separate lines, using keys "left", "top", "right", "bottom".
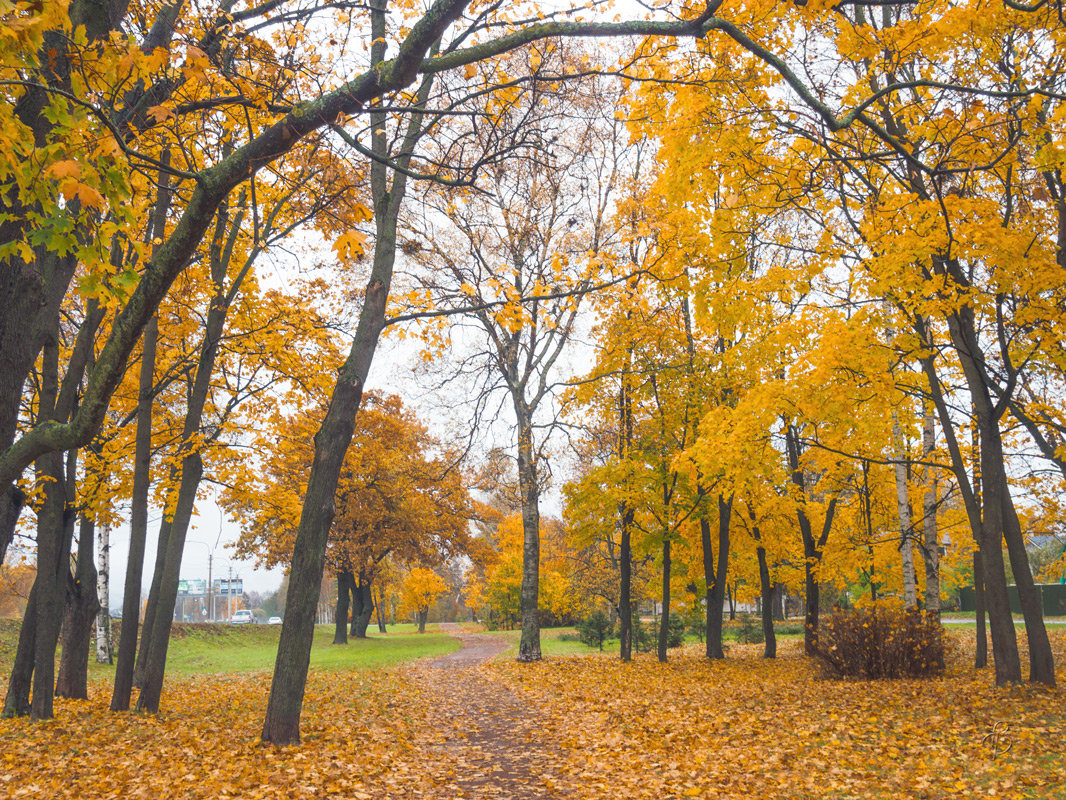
{"left": 483, "top": 626, "right": 593, "bottom": 657}
{"left": 0, "top": 618, "right": 462, "bottom": 678}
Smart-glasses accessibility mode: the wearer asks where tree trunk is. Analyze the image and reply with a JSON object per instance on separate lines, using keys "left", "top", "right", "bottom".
{"left": 113, "top": 185, "right": 166, "bottom": 709}
{"left": 417, "top": 609, "right": 428, "bottom": 634}
{"left": 135, "top": 453, "right": 204, "bottom": 713}
{"left": 974, "top": 549, "right": 988, "bottom": 669}
{"left": 260, "top": 9, "right": 444, "bottom": 743}
{"left": 95, "top": 520, "right": 113, "bottom": 664}
{"left": 943, "top": 295, "right": 1050, "bottom": 683}
{"left": 56, "top": 512, "right": 100, "bottom": 698}
{"left": 333, "top": 571, "right": 351, "bottom": 645}
{"left": 657, "top": 538, "right": 671, "bottom": 663}
{"left": 617, "top": 374, "right": 633, "bottom": 663}
{"left": 2, "top": 583, "right": 37, "bottom": 717}
{"left": 921, "top": 406, "right": 940, "bottom": 619}
{"left": 373, "top": 586, "right": 387, "bottom": 633}
{"left": 515, "top": 404, "right": 542, "bottom": 662}
{"left": 351, "top": 577, "right": 373, "bottom": 639}
{"left": 892, "top": 411, "right": 918, "bottom": 607}
{"left": 756, "top": 544, "right": 776, "bottom": 659}
{"left": 703, "top": 496, "right": 731, "bottom": 659}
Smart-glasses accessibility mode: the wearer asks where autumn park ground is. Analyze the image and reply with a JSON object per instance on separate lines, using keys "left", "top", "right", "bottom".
{"left": 0, "top": 622, "right": 1064, "bottom": 799}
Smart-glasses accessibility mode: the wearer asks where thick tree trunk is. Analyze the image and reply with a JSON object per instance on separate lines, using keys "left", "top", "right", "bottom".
{"left": 756, "top": 544, "right": 776, "bottom": 658}
{"left": 351, "top": 577, "right": 373, "bottom": 639}
{"left": 942, "top": 294, "right": 1050, "bottom": 683}
{"left": 417, "top": 609, "right": 428, "bottom": 634}
{"left": 135, "top": 453, "right": 204, "bottom": 713}
{"left": 974, "top": 550, "right": 988, "bottom": 669}
{"left": 260, "top": 10, "right": 447, "bottom": 742}
{"left": 657, "top": 538, "right": 671, "bottom": 663}
{"left": 56, "top": 512, "right": 100, "bottom": 699}
{"left": 333, "top": 571, "right": 351, "bottom": 645}
{"left": 2, "top": 583, "right": 37, "bottom": 717}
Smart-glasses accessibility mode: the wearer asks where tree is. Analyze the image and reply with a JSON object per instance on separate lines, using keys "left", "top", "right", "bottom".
{"left": 400, "top": 567, "right": 449, "bottom": 633}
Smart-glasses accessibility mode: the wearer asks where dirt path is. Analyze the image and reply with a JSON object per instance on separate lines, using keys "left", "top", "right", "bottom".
{"left": 405, "top": 623, "right": 567, "bottom": 799}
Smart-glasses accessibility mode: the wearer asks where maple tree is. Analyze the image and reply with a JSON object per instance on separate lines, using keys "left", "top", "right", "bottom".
{"left": 399, "top": 566, "right": 449, "bottom": 633}
{"left": 229, "top": 392, "right": 478, "bottom": 643}
{"left": 3, "top": 0, "right": 1063, "bottom": 756}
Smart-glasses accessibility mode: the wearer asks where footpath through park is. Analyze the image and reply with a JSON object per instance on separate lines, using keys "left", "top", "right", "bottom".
{"left": 404, "top": 623, "right": 568, "bottom": 798}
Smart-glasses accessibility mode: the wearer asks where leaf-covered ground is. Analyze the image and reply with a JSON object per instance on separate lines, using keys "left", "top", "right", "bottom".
{"left": 0, "top": 629, "right": 1063, "bottom": 799}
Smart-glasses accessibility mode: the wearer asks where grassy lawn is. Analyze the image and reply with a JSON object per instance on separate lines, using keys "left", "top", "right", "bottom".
{"left": 483, "top": 619, "right": 808, "bottom": 659}
{"left": 0, "top": 618, "right": 461, "bottom": 678}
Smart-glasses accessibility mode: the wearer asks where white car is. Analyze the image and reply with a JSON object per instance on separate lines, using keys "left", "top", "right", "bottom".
{"left": 268, "top": 616, "right": 282, "bottom": 625}
{"left": 229, "top": 610, "right": 254, "bottom": 624}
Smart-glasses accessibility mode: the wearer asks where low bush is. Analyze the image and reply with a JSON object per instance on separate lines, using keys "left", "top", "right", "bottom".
{"left": 735, "top": 613, "right": 764, "bottom": 644}
{"left": 816, "top": 604, "right": 945, "bottom": 679}
{"left": 577, "top": 610, "right": 613, "bottom": 651}
{"left": 667, "top": 614, "right": 686, "bottom": 648}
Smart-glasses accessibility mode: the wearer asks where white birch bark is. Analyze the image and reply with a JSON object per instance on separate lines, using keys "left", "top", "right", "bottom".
{"left": 95, "top": 522, "right": 112, "bottom": 663}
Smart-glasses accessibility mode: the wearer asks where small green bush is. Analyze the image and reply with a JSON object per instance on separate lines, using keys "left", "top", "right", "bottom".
{"left": 667, "top": 614, "right": 686, "bottom": 648}
{"left": 684, "top": 608, "right": 705, "bottom": 643}
{"left": 735, "top": 613, "right": 764, "bottom": 644}
{"left": 631, "top": 617, "right": 655, "bottom": 653}
{"left": 577, "top": 610, "right": 612, "bottom": 650}
{"left": 817, "top": 604, "right": 945, "bottom": 679}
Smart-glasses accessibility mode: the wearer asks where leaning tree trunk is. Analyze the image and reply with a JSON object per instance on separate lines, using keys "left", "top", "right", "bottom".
{"left": 373, "top": 587, "right": 387, "bottom": 633}
{"left": 55, "top": 512, "right": 100, "bottom": 699}
{"left": 259, "top": 9, "right": 447, "bottom": 743}
{"left": 2, "top": 584, "right": 37, "bottom": 717}
{"left": 333, "top": 571, "right": 351, "bottom": 645}
{"left": 135, "top": 453, "right": 204, "bottom": 713}
{"left": 114, "top": 161, "right": 169, "bottom": 708}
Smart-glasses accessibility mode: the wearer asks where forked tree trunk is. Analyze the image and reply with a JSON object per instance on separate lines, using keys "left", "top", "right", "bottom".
{"left": 136, "top": 454, "right": 204, "bottom": 713}
{"left": 114, "top": 161, "right": 169, "bottom": 708}
{"left": 351, "top": 578, "right": 373, "bottom": 639}
{"left": 56, "top": 512, "right": 100, "bottom": 698}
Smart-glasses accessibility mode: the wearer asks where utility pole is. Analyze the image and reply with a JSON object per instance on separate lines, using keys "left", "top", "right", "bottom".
{"left": 207, "top": 552, "right": 213, "bottom": 622}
